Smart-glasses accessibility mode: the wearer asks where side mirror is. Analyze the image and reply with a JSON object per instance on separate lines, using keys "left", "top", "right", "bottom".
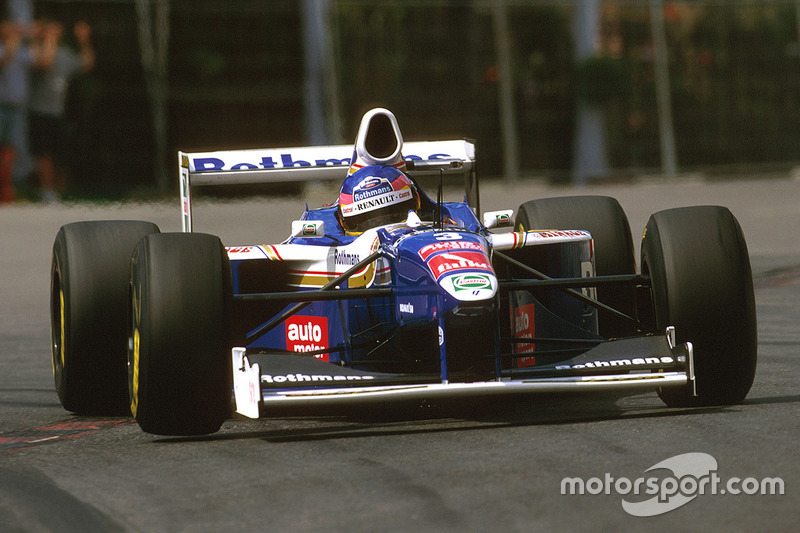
{"left": 483, "top": 209, "right": 514, "bottom": 229}
{"left": 291, "top": 220, "right": 325, "bottom": 238}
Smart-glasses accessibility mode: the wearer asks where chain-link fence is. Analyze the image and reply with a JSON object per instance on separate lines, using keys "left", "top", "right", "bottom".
{"left": 25, "top": 1, "right": 800, "bottom": 192}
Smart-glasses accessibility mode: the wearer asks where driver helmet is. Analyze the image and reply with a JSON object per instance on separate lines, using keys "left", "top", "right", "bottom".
{"left": 338, "top": 165, "right": 419, "bottom": 233}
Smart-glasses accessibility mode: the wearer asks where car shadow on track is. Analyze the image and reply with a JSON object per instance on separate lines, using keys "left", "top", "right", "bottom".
{"left": 739, "top": 394, "right": 800, "bottom": 406}
{"left": 150, "top": 392, "right": 736, "bottom": 445}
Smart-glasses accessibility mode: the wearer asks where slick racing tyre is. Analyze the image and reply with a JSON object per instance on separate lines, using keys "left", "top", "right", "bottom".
{"left": 640, "top": 206, "right": 757, "bottom": 407}
{"left": 51, "top": 220, "right": 160, "bottom": 415}
{"left": 515, "top": 196, "right": 638, "bottom": 337}
{"left": 129, "top": 233, "right": 232, "bottom": 436}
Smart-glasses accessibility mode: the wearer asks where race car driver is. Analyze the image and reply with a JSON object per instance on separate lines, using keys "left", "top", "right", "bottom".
{"left": 337, "top": 165, "right": 420, "bottom": 234}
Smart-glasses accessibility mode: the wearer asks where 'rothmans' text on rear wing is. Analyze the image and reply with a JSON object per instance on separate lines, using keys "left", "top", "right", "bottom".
{"left": 179, "top": 140, "right": 476, "bottom": 232}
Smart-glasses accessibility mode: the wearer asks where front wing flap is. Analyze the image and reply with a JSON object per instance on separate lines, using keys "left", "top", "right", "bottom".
{"left": 233, "top": 329, "right": 694, "bottom": 417}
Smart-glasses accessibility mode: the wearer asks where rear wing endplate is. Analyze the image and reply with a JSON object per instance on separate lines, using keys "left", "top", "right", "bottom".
{"left": 179, "top": 140, "right": 476, "bottom": 232}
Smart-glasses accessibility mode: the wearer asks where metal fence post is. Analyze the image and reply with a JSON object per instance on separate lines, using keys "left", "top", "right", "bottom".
{"left": 572, "top": 0, "right": 607, "bottom": 184}
{"left": 651, "top": 0, "right": 678, "bottom": 177}
{"left": 492, "top": 0, "right": 520, "bottom": 182}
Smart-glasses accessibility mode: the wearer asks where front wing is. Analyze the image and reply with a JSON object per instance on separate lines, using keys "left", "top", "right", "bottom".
{"left": 232, "top": 327, "right": 695, "bottom": 418}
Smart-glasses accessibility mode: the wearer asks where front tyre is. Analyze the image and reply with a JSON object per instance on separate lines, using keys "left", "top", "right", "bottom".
{"left": 51, "top": 220, "right": 160, "bottom": 415}
{"left": 129, "top": 233, "right": 232, "bottom": 436}
{"left": 515, "top": 196, "right": 637, "bottom": 337}
{"left": 641, "top": 206, "right": 757, "bottom": 406}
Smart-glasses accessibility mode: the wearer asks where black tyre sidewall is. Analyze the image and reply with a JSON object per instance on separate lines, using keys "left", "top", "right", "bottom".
{"left": 130, "top": 233, "right": 232, "bottom": 436}
{"left": 51, "top": 221, "right": 160, "bottom": 415}
{"left": 641, "top": 206, "right": 757, "bottom": 406}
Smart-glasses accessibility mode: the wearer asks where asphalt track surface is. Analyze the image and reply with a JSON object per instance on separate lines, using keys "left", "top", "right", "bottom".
{"left": 1, "top": 175, "right": 798, "bottom": 532}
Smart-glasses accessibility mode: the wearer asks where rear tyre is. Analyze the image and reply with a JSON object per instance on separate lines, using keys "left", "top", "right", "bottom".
{"left": 515, "top": 196, "right": 638, "bottom": 337}
{"left": 129, "top": 233, "right": 232, "bottom": 435}
{"left": 641, "top": 206, "right": 757, "bottom": 406}
{"left": 51, "top": 221, "right": 160, "bottom": 415}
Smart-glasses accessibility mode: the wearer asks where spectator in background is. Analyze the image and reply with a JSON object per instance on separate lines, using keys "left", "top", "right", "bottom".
{"left": 29, "top": 19, "right": 94, "bottom": 202}
{"left": 0, "top": 20, "right": 31, "bottom": 203}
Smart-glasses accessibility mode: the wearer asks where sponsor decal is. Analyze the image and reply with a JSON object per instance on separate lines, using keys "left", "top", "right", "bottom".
{"left": 397, "top": 295, "right": 427, "bottom": 316}
{"left": 494, "top": 213, "right": 511, "bottom": 225}
{"left": 226, "top": 246, "right": 255, "bottom": 254}
{"left": 344, "top": 188, "right": 412, "bottom": 216}
{"left": 417, "top": 236, "right": 494, "bottom": 282}
{"left": 262, "top": 373, "right": 374, "bottom": 384}
{"left": 286, "top": 316, "right": 329, "bottom": 361}
{"left": 536, "top": 230, "right": 590, "bottom": 239}
{"left": 334, "top": 249, "right": 360, "bottom": 266}
{"left": 418, "top": 240, "right": 485, "bottom": 261}
{"left": 226, "top": 246, "right": 269, "bottom": 259}
{"left": 451, "top": 273, "right": 493, "bottom": 292}
{"left": 301, "top": 223, "right": 318, "bottom": 236}
{"left": 427, "top": 251, "right": 493, "bottom": 279}
{"left": 191, "top": 150, "right": 462, "bottom": 172}
{"left": 352, "top": 177, "right": 393, "bottom": 202}
{"left": 512, "top": 302, "right": 536, "bottom": 366}
{"left": 193, "top": 154, "right": 350, "bottom": 171}
{"left": 554, "top": 356, "right": 674, "bottom": 370}
{"left": 439, "top": 272, "right": 497, "bottom": 301}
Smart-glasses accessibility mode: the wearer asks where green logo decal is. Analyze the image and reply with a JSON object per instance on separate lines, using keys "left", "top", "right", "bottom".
{"left": 452, "top": 274, "right": 492, "bottom": 291}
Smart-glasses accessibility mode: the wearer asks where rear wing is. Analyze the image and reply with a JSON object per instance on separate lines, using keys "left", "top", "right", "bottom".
{"left": 179, "top": 140, "right": 477, "bottom": 232}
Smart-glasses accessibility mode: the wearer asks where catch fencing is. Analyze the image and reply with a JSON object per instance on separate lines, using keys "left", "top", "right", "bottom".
{"left": 30, "top": 1, "right": 800, "bottom": 190}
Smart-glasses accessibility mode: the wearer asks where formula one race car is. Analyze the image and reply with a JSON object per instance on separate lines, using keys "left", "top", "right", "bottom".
{"left": 50, "top": 108, "right": 757, "bottom": 435}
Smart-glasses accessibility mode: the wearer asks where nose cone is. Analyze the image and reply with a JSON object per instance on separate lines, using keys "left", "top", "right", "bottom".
{"left": 414, "top": 234, "right": 498, "bottom": 302}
